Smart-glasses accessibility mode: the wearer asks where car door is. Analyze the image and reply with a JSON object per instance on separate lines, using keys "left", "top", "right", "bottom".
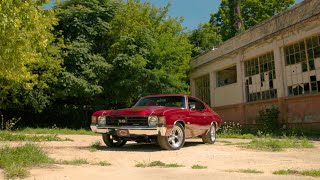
{"left": 187, "top": 97, "right": 209, "bottom": 137}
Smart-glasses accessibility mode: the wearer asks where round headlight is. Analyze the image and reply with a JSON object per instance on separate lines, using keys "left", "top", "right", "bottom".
{"left": 148, "top": 116, "right": 158, "bottom": 126}
{"left": 98, "top": 116, "right": 106, "bottom": 125}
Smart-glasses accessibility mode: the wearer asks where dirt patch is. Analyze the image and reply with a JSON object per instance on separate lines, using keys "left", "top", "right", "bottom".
{"left": 0, "top": 135, "right": 319, "bottom": 180}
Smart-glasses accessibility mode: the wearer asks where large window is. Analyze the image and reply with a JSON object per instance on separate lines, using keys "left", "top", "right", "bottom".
{"left": 244, "top": 52, "right": 277, "bottom": 102}
{"left": 194, "top": 74, "right": 211, "bottom": 106}
{"left": 285, "top": 35, "right": 320, "bottom": 96}
{"left": 217, "top": 66, "right": 237, "bottom": 87}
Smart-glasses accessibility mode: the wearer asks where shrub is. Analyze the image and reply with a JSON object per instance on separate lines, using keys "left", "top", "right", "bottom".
{"left": 256, "top": 106, "right": 281, "bottom": 134}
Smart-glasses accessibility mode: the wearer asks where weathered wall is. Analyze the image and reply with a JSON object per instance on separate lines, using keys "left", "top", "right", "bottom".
{"left": 214, "top": 94, "right": 320, "bottom": 128}
{"left": 214, "top": 83, "right": 242, "bottom": 107}
{"left": 190, "top": 0, "right": 320, "bottom": 127}
{"left": 191, "top": 0, "right": 320, "bottom": 69}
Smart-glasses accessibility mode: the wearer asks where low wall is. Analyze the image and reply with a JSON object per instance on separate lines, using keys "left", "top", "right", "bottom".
{"left": 213, "top": 94, "right": 320, "bottom": 128}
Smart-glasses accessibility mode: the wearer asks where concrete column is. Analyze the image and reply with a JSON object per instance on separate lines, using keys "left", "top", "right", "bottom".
{"left": 237, "top": 57, "right": 245, "bottom": 102}
{"left": 273, "top": 41, "right": 286, "bottom": 97}
{"left": 210, "top": 71, "right": 216, "bottom": 107}
{"left": 238, "top": 54, "right": 247, "bottom": 124}
{"left": 273, "top": 40, "right": 288, "bottom": 123}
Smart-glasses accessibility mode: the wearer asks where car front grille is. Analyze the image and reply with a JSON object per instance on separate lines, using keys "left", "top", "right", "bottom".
{"left": 105, "top": 116, "right": 148, "bottom": 126}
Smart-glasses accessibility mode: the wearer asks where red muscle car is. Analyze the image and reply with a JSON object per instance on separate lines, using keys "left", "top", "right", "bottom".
{"left": 90, "top": 94, "right": 221, "bottom": 150}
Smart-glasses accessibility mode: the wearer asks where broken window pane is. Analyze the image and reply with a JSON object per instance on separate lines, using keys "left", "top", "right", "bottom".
{"left": 217, "top": 66, "right": 237, "bottom": 87}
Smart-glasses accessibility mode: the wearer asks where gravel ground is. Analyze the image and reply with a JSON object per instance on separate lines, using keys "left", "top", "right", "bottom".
{"left": 0, "top": 135, "right": 320, "bottom": 180}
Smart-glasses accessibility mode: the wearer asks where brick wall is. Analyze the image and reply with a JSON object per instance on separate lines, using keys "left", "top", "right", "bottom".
{"left": 213, "top": 94, "right": 320, "bottom": 128}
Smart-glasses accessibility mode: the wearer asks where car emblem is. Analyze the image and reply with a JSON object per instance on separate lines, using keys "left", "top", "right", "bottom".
{"left": 118, "top": 119, "right": 126, "bottom": 123}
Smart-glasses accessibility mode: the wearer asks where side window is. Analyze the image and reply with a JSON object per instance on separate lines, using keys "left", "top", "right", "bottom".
{"left": 188, "top": 98, "right": 205, "bottom": 111}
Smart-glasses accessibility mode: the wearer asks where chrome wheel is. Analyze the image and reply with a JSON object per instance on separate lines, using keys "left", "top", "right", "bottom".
{"left": 168, "top": 125, "right": 184, "bottom": 148}
{"left": 158, "top": 123, "right": 185, "bottom": 150}
{"left": 202, "top": 124, "right": 216, "bottom": 144}
{"left": 210, "top": 125, "right": 216, "bottom": 142}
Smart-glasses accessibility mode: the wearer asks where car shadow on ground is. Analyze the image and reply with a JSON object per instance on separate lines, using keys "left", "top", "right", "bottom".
{"left": 87, "top": 141, "right": 205, "bottom": 152}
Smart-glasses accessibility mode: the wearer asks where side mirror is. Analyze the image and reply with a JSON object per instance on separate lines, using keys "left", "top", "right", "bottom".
{"left": 189, "top": 104, "right": 196, "bottom": 110}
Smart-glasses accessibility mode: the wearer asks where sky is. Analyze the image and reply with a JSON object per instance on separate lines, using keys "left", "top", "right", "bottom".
{"left": 45, "top": 0, "right": 305, "bottom": 31}
{"left": 140, "top": 0, "right": 221, "bottom": 31}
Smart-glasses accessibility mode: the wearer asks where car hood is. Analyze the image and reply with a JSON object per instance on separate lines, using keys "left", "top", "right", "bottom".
{"left": 93, "top": 106, "right": 181, "bottom": 116}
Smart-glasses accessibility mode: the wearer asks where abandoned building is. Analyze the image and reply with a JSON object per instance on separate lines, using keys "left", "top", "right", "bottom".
{"left": 190, "top": 0, "right": 320, "bottom": 128}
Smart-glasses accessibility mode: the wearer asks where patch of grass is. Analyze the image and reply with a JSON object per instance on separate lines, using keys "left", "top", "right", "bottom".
{"left": 0, "top": 131, "right": 72, "bottom": 142}
{"left": 226, "top": 169, "right": 263, "bottom": 174}
{"left": 243, "top": 137, "right": 314, "bottom": 151}
{"left": 135, "top": 161, "right": 184, "bottom": 168}
{"left": 273, "top": 169, "right": 320, "bottom": 177}
{"left": 217, "top": 140, "right": 232, "bottom": 144}
{"left": 239, "top": 169, "right": 263, "bottom": 174}
{"left": 89, "top": 141, "right": 101, "bottom": 152}
{"left": 273, "top": 169, "right": 299, "bottom": 175}
{"left": 0, "top": 144, "right": 54, "bottom": 179}
{"left": 217, "top": 133, "right": 256, "bottom": 139}
{"left": 191, "top": 164, "right": 208, "bottom": 169}
{"left": 94, "top": 161, "right": 111, "bottom": 166}
{"left": 17, "top": 128, "right": 94, "bottom": 135}
{"left": 58, "top": 158, "right": 89, "bottom": 165}
{"left": 224, "top": 142, "right": 248, "bottom": 146}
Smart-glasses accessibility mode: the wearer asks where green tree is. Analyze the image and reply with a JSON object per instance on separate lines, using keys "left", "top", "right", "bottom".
{"left": 54, "top": 0, "right": 117, "bottom": 105}
{"left": 54, "top": 0, "right": 192, "bottom": 111}
{"left": 210, "top": 0, "right": 295, "bottom": 41}
{"left": 0, "top": 0, "right": 62, "bottom": 111}
{"left": 189, "top": 23, "right": 222, "bottom": 57}
{"left": 106, "top": 1, "right": 192, "bottom": 106}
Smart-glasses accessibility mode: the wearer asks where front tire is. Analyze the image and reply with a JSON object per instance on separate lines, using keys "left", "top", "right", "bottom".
{"left": 158, "top": 123, "right": 185, "bottom": 150}
{"left": 102, "top": 134, "right": 127, "bottom": 147}
{"left": 202, "top": 124, "right": 216, "bottom": 144}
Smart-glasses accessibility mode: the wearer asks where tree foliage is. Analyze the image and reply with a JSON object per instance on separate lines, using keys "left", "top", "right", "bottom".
{"left": 0, "top": 0, "right": 62, "bottom": 111}
{"left": 189, "top": 23, "right": 222, "bottom": 57}
{"left": 210, "top": 0, "right": 295, "bottom": 41}
{"left": 55, "top": 0, "right": 192, "bottom": 110}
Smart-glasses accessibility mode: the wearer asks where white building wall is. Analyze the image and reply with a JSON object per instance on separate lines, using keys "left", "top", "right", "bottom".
{"left": 190, "top": 0, "right": 320, "bottom": 107}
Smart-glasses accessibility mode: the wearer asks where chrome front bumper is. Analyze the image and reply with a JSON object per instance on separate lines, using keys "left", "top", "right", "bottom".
{"left": 90, "top": 125, "right": 167, "bottom": 136}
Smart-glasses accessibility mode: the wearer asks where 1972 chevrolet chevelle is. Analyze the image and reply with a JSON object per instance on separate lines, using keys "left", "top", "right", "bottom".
{"left": 90, "top": 94, "right": 221, "bottom": 150}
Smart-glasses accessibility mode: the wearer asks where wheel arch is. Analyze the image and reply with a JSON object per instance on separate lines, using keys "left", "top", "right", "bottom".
{"left": 174, "top": 120, "right": 185, "bottom": 128}
{"left": 211, "top": 121, "right": 219, "bottom": 130}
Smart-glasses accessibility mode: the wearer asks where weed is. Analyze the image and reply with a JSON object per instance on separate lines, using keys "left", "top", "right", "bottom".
{"left": 17, "top": 128, "right": 94, "bottom": 135}
{"left": 273, "top": 169, "right": 320, "bottom": 177}
{"left": 239, "top": 169, "right": 263, "bottom": 174}
{"left": 217, "top": 133, "right": 255, "bottom": 139}
{"left": 0, "top": 144, "right": 54, "bottom": 179}
{"left": 95, "top": 161, "right": 111, "bottom": 166}
{"left": 1, "top": 113, "right": 20, "bottom": 131}
{"left": 300, "top": 170, "right": 320, "bottom": 177}
{"left": 273, "top": 169, "right": 299, "bottom": 175}
{"left": 135, "top": 161, "right": 184, "bottom": 168}
{"left": 0, "top": 131, "right": 71, "bottom": 142}
{"left": 256, "top": 106, "right": 281, "bottom": 134}
{"left": 191, "top": 165, "right": 208, "bottom": 169}
{"left": 89, "top": 141, "right": 101, "bottom": 152}
{"left": 224, "top": 142, "right": 248, "bottom": 146}
{"left": 217, "top": 140, "right": 232, "bottom": 144}
{"left": 226, "top": 169, "right": 263, "bottom": 174}
{"left": 243, "top": 137, "right": 314, "bottom": 151}
{"left": 58, "top": 159, "right": 89, "bottom": 165}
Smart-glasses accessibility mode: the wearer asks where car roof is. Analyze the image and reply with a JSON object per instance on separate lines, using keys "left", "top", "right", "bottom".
{"left": 142, "top": 94, "right": 187, "bottom": 98}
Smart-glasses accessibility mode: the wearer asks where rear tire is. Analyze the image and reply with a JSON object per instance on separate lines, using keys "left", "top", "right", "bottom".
{"left": 102, "top": 134, "right": 127, "bottom": 147}
{"left": 158, "top": 123, "right": 185, "bottom": 150}
{"left": 202, "top": 124, "right": 216, "bottom": 144}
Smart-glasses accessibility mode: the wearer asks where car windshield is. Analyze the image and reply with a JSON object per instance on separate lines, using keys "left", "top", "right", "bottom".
{"left": 134, "top": 96, "right": 186, "bottom": 108}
